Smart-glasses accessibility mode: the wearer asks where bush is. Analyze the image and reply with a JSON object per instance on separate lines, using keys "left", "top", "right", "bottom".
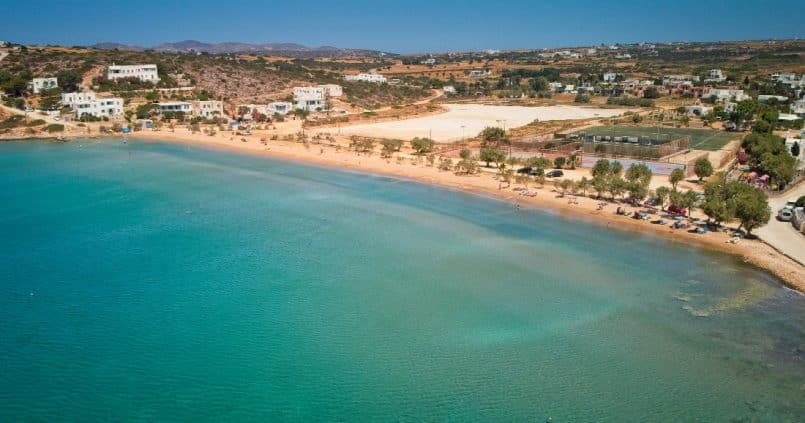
{"left": 25, "top": 119, "right": 47, "bottom": 127}
{"left": 606, "top": 97, "right": 654, "bottom": 107}
{"left": 45, "top": 124, "right": 65, "bottom": 133}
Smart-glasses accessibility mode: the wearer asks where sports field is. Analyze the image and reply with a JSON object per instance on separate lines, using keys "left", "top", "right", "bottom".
{"left": 575, "top": 126, "right": 737, "bottom": 151}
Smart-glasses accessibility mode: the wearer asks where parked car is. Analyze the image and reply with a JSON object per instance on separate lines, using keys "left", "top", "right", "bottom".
{"left": 546, "top": 169, "right": 564, "bottom": 178}
{"left": 777, "top": 208, "right": 794, "bottom": 222}
{"left": 783, "top": 198, "right": 797, "bottom": 210}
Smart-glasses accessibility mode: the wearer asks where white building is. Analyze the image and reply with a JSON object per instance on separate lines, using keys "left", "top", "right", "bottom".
{"left": 684, "top": 105, "right": 713, "bottom": 116}
{"left": 31, "top": 77, "right": 58, "bottom": 94}
{"left": 267, "top": 101, "right": 293, "bottom": 115}
{"left": 614, "top": 53, "right": 632, "bottom": 60}
{"left": 319, "top": 84, "right": 343, "bottom": 97}
{"left": 191, "top": 100, "right": 223, "bottom": 119}
{"left": 603, "top": 73, "right": 619, "bottom": 83}
{"left": 72, "top": 97, "right": 123, "bottom": 119}
{"left": 442, "top": 85, "right": 456, "bottom": 94}
{"left": 293, "top": 87, "right": 327, "bottom": 111}
{"left": 703, "top": 89, "right": 747, "bottom": 102}
{"left": 421, "top": 58, "right": 436, "bottom": 65}
{"left": 158, "top": 102, "right": 192, "bottom": 114}
{"left": 344, "top": 73, "right": 387, "bottom": 83}
{"left": 107, "top": 64, "right": 160, "bottom": 83}
{"left": 790, "top": 99, "right": 805, "bottom": 117}
{"left": 61, "top": 91, "right": 97, "bottom": 107}
{"left": 706, "top": 69, "right": 725, "bottom": 82}
{"left": 468, "top": 69, "right": 491, "bottom": 78}
{"left": 663, "top": 75, "right": 700, "bottom": 85}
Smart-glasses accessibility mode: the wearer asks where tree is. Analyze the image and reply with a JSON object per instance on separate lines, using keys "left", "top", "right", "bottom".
{"left": 479, "top": 147, "right": 506, "bottom": 167}
{"left": 625, "top": 163, "right": 652, "bottom": 187}
{"left": 655, "top": 186, "right": 671, "bottom": 210}
{"left": 529, "top": 76, "right": 549, "bottom": 92}
{"left": 701, "top": 174, "right": 736, "bottom": 227}
{"left": 577, "top": 176, "right": 590, "bottom": 197}
{"left": 693, "top": 157, "right": 714, "bottom": 181}
{"left": 669, "top": 168, "right": 685, "bottom": 190}
{"left": 567, "top": 154, "right": 579, "bottom": 169}
{"left": 591, "top": 159, "right": 612, "bottom": 178}
{"left": 526, "top": 157, "right": 551, "bottom": 175}
{"left": 610, "top": 161, "right": 623, "bottom": 177}
{"left": 592, "top": 176, "right": 609, "bottom": 198}
{"left": 479, "top": 126, "right": 506, "bottom": 144}
{"left": 455, "top": 149, "right": 477, "bottom": 174}
{"left": 145, "top": 91, "right": 160, "bottom": 101}
{"left": 733, "top": 187, "right": 771, "bottom": 235}
{"left": 608, "top": 176, "right": 626, "bottom": 200}
{"left": 56, "top": 69, "right": 82, "bottom": 93}
{"left": 410, "top": 137, "right": 435, "bottom": 155}
{"left": 553, "top": 156, "right": 566, "bottom": 169}
{"left": 380, "top": 139, "right": 400, "bottom": 158}
{"left": 792, "top": 142, "right": 800, "bottom": 158}
{"left": 795, "top": 196, "right": 805, "bottom": 208}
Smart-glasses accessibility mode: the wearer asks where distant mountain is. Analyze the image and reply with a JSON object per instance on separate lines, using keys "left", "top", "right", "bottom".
{"left": 90, "top": 42, "right": 144, "bottom": 51}
{"left": 90, "top": 40, "right": 391, "bottom": 58}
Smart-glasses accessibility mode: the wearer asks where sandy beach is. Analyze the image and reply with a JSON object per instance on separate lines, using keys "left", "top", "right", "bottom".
{"left": 90, "top": 126, "right": 805, "bottom": 293}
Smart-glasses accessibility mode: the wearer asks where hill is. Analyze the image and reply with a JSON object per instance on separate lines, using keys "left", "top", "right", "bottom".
{"left": 90, "top": 40, "right": 392, "bottom": 59}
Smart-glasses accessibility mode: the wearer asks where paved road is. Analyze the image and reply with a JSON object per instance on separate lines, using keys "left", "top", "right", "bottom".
{"left": 756, "top": 183, "right": 805, "bottom": 265}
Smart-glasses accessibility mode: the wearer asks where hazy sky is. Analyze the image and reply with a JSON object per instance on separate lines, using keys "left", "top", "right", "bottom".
{"left": 2, "top": 0, "right": 802, "bottom": 53}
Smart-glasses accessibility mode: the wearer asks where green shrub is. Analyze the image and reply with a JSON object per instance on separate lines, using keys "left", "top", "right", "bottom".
{"left": 45, "top": 123, "right": 65, "bottom": 133}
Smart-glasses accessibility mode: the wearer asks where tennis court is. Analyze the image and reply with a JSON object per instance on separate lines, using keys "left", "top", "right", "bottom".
{"left": 574, "top": 126, "right": 737, "bottom": 151}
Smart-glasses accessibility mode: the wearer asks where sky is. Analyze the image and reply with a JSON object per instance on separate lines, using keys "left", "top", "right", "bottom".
{"left": 2, "top": 0, "right": 802, "bottom": 53}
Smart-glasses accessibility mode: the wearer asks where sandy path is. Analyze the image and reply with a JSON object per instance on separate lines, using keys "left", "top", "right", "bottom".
{"left": 115, "top": 127, "right": 805, "bottom": 292}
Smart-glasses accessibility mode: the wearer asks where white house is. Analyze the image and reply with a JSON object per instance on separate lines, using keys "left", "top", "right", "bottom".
{"left": 293, "top": 87, "right": 326, "bottom": 111}
{"left": 158, "top": 102, "right": 192, "bottom": 114}
{"left": 32, "top": 77, "right": 58, "bottom": 94}
{"left": 442, "top": 85, "right": 456, "bottom": 94}
{"left": 758, "top": 94, "right": 788, "bottom": 103}
{"left": 319, "top": 84, "right": 343, "bottom": 97}
{"left": 344, "top": 73, "right": 387, "bottom": 83}
{"left": 603, "top": 73, "right": 618, "bottom": 83}
{"left": 107, "top": 64, "right": 160, "bottom": 83}
{"left": 267, "top": 101, "right": 293, "bottom": 115}
{"left": 790, "top": 99, "right": 805, "bottom": 117}
{"left": 703, "top": 89, "right": 747, "bottom": 102}
{"left": 61, "top": 91, "right": 97, "bottom": 107}
{"left": 685, "top": 105, "right": 713, "bottom": 117}
{"left": 614, "top": 53, "right": 632, "bottom": 60}
{"left": 421, "top": 58, "right": 436, "bottom": 65}
{"left": 663, "top": 75, "right": 700, "bottom": 85}
{"left": 705, "top": 69, "right": 725, "bottom": 82}
{"left": 191, "top": 100, "right": 223, "bottom": 119}
{"left": 72, "top": 97, "right": 123, "bottom": 119}
{"left": 468, "top": 69, "right": 492, "bottom": 78}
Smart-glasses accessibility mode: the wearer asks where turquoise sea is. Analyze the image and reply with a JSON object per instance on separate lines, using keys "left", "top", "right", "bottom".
{"left": 0, "top": 139, "right": 803, "bottom": 421}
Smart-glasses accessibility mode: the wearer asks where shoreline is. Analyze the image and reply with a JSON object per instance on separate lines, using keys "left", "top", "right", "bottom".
{"left": 7, "top": 131, "right": 805, "bottom": 292}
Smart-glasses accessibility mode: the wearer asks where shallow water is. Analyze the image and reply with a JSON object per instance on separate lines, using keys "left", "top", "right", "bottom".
{"left": 0, "top": 139, "right": 803, "bottom": 421}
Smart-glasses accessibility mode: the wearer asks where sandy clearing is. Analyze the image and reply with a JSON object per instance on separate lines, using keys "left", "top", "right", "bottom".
{"left": 315, "top": 104, "right": 629, "bottom": 142}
